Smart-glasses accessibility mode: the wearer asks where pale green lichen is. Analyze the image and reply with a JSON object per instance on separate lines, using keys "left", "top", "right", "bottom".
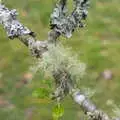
{"left": 40, "top": 44, "right": 86, "bottom": 84}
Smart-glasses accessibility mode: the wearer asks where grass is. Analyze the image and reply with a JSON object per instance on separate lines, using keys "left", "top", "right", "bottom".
{"left": 0, "top": 0, "right": 120, "bottom": 119}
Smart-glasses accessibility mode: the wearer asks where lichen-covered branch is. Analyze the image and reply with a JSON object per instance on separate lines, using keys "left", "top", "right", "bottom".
{"left": 72, "top": 90, "right": 111, "bottom": 120}
{"left": 50, "top": 0, "right": 89, "bottom": 38}
{"left": 0, "top": 4, "right": 56, "bottom": 57}
{"left": 0, "top": 1, "right": 119, "bottom": 120}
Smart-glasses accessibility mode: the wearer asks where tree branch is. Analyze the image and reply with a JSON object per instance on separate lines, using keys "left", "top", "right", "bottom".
{"left": 0, "top": 1, "right": 119, "bottom": 120}
{"left": 72, "top": 90, "right": 110, "bottom": 120}
{"left": 50, "top": 0, "right": 89, "bottom": 38}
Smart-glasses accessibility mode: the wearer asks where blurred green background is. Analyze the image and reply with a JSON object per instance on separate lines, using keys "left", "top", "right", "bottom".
{"left": 0, "top": 0, "right": 120, "bottom": 119}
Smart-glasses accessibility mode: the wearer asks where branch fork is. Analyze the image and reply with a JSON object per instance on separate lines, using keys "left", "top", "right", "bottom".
{"left": 0, "top": 1, "right": 119, "bottom": 120}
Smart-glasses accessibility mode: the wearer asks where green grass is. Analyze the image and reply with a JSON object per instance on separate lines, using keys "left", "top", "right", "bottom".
{"left": 0, "top": 0, "right": 120, "bottom": 119}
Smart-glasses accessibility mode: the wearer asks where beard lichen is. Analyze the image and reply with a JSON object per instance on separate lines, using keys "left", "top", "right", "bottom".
{"left": 38, "top": 44, "right": 86, "bottom": 100}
